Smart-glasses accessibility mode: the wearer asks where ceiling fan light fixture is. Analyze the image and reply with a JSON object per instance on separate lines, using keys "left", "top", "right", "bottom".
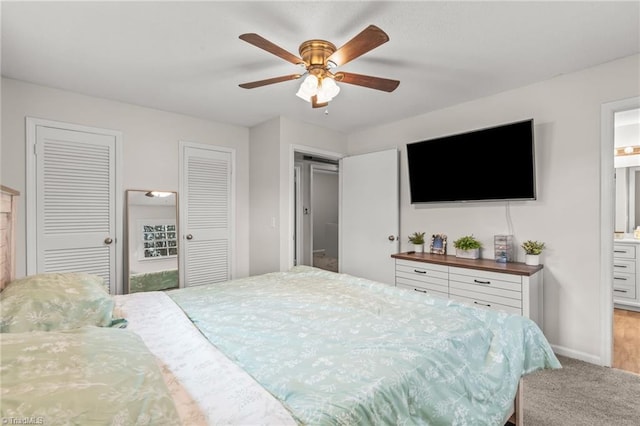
{"left": 296, "top": 74, "right": 318, "bottom": 102}
{"left": 316, "top": 77, "right": 340, "bottom": 103}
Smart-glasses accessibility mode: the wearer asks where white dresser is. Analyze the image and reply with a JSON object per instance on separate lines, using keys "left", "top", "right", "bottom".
{"left": 392, "top": 253, "right": 544, "bottom": 329}
{"left": 613, "top": 240, "right": 640, "bottom": 311}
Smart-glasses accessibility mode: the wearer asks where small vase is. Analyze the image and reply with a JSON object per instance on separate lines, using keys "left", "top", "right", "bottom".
{"left": 414, "top": 244, "right": 424, "bottom": 253}
{"left": 525, "top": 254, "right": 540, "bottom": 266}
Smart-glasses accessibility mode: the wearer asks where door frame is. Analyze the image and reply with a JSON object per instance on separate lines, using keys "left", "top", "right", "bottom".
{"left": 25, "top": 117, "right": 123, "bottom": 294}
{"left": 600, "top": 96, "right": 640, "bottom": 367}
{"left": 294, "top": 165, "right": 302, "bottom": 266}
{"left": 288, "top": 145, "right": 344, "bottom": 271}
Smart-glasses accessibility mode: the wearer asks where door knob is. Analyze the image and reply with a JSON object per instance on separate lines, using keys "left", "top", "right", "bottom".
{"left": 104, "top": 237, "right": 113, "bottom": 245}
{"left": 388, "top": 235, "right": 397, "bottom": 241}
{"left": 186, "top": 234, "right": 193, "bottom": 240}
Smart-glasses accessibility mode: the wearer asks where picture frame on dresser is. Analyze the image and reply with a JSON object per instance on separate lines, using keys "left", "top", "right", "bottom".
{"left": 430, "top": 234, "right": 447, "bottom": 254}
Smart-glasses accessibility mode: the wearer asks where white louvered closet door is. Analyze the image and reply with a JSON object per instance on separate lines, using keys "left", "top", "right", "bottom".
{"left": 32, "top": 124, "right": 119, "bottom": 293}
{"left": 180, "top": 143, "right": 234, "bottom": 287}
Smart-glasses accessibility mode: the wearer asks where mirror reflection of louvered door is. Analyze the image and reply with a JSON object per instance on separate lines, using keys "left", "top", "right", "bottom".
{"left": 180, "top": 142, "right": 234, "bottom": 287}
{"left": 27, "top": 118, "right": 121, "bottom": 294}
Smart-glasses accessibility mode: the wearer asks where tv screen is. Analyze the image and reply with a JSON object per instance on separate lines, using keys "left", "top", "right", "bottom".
{"left": 406, "top": 119, "right": 536, "bottom": 203}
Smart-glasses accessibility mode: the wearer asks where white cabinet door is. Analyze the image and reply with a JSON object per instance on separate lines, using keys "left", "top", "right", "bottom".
{"left": 340, "top": 149, "right": 399, "bottom": 284}
{"left": 28, "top": 119, "right": 121, "bottom": 294}
{"left": 180, "top": 142, "right": 234, "bottom": 287}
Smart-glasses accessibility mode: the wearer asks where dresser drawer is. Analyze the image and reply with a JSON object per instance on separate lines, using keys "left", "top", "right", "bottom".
{"left": 449, "top": 269, "right": 522, "bottom": 293}
{"left": 449, "top": 266, "right": 522, "bottom": 310}
{"left": 449, "top": 281, "right": 522, "bottom": 309}
{"left": 395, "top": 259, "right": 449, "bottom": 296}
{"left": 613, "top": 258, "right": 636, "bottom": 273}
{"left": 449, "top": 266, "right": 522, "bottom": 285}
{"left": 396, "top": 260, "right": 448, "bottom": 284}
{"left": 449, "top": 294, "right": 522, "bottom": 316}
{"left": 396, "top": 274, "right": 448, "bottom": 292}
{"left": 614, "top": 245, "right": 636, "bottom": 259}
{"left": 396, "top": 259, "right": 448, "bottom": 275}
{"left": 613, "top": 272, "right": 637, "bottom": 300}
{"left": 397, "top": 282, "right": 448, "bottom": 298}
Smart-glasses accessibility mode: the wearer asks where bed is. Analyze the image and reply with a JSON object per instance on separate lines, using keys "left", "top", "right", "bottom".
{"left": 1, "top": 188, "right": 560, "bottom": 425}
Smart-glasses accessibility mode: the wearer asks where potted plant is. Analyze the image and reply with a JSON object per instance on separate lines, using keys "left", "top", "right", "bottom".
{"left": 452, "top": 235, "right": 482, "bottom": 259}
{"left": 521, "top": 240, "right": 545, "bottom": 266}
{"left": 408, "top": 231, "right": 426, "bottom": 253}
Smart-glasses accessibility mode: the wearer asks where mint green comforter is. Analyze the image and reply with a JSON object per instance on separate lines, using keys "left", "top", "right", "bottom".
{"left": 1, "top": 327, "right": 181, "bottom": 425}
{"left": 169, "top": 266, "right": 560, "bottom": 425}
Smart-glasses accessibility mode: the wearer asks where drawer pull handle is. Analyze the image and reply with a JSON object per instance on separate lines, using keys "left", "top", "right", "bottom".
{"left": 414, "top": 270, "right": 427, "bottom": 274}
{"left": 614, "top": 250, "right": 627, "bottom": 253}
{"left": 614, "top": 277, "right": 628, "bottom": 281}
{"left": 414, "top": 288, "right": 427, "bottom": 293}
{"left": 473, "top": 279, "right": 491, "bottom": 285}
{"left": 474, "top": 301, "right": 491, "bottom": 307}
{"left": 613, "top": 264, "right": 628, "bottom": 268}
{"left": 614, "top": 289, "right": 628, "bottom": 293}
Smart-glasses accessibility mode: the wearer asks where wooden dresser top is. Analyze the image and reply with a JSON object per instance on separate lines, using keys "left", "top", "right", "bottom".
{"left": 391, "top": 252, "right": 543, "bottom": 276}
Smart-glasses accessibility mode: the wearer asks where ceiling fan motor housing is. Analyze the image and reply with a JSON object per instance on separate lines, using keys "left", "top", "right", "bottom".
{"left": 299, "top": 40, "right": 337, "bottom": 76}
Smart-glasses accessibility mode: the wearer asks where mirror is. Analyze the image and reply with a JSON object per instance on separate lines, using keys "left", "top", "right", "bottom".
{"left": 124, "top": 190, "right": 179, "bottom": 293}
{"left": 615, "top": 167, "right": 640, "bottom": 234}
{"left": 614, "top": 108, "right": 640, "bottom": 236}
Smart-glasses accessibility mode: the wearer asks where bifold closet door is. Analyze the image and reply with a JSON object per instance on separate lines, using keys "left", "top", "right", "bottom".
{"left": 180, "top": 142, "right": 234, "bottom": 287}
{"left": 27, "top": 119, "right": 121, "bottom": 294}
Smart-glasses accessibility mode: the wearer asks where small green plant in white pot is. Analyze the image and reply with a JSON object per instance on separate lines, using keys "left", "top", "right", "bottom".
{"left": 453, "top": 235, "right": 482, "bottom": 259}
{"left": 521, "top": 240, "right": 545, "bottom": 266}
{"left": 408, "top": 232, "right": 426, "bottom": 253}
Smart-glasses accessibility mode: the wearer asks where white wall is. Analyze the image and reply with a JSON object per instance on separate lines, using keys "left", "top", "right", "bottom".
{"left": 249, "top": 118, "right": 281, "bottom": 275}
{"left": 347, "top": 54, "right": 640, "bottom": 364}
{"left": 1, "top": 78, "right": 251, "bottom": 281}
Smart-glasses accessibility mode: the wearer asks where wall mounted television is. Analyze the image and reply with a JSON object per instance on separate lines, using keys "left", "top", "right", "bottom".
{"left": 406, "top": 119, "right": 536, "bottom": 204}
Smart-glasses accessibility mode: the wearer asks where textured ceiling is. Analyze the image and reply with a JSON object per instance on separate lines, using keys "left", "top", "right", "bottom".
{"left": 2, "top": 1, "right": 639, "bottom": 133}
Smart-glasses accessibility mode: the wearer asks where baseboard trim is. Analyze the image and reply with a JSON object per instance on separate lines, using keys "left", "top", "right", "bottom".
{"left": 551, "top": 344, "right": 602, "bottom": 366}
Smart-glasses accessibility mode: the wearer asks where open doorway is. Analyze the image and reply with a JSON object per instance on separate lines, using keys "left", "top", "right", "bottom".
{"left": 612, "top": 106, "right": 640, "bottom": 375}
{"left": 600, "top": 97, "right": 640, "bottom": 371}
{"left": 294, "top": 152, "right": 339, "bottom": 272}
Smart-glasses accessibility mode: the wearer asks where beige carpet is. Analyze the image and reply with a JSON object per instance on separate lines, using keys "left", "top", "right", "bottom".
{"left": 313, "top": 252, "right": 338, "bottom": 272}
{"left": 523, "top": 354, "right": 640, "bottom": 425}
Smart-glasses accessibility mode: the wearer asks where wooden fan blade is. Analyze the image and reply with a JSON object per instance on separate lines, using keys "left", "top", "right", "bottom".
{"left": 239, "top": 33, "right": 305, "bottom": 66}
{"left": 239, "top": 74, "right": 302, "bottom": 89}
{"left": 311, "top": 95, "right": 329, "bottom": 109}
{"left": 334, "top": 72, "right": 399, "bottom": 92}
{"left": 327, "top": 25, "right": 389, "bottom": 67}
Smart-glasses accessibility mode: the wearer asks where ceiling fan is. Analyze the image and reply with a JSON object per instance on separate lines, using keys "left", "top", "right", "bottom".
{"left": 238, "top": 25, "right": 400, "bottom": 108}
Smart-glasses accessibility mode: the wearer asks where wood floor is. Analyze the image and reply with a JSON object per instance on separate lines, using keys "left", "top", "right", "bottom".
{"left": 613, "top": 308, "right": 640, "bottom": 375}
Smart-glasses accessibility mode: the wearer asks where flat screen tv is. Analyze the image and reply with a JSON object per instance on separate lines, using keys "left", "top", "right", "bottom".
{"left": 406, "top": 119, "right": 536, "bottom": 203}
